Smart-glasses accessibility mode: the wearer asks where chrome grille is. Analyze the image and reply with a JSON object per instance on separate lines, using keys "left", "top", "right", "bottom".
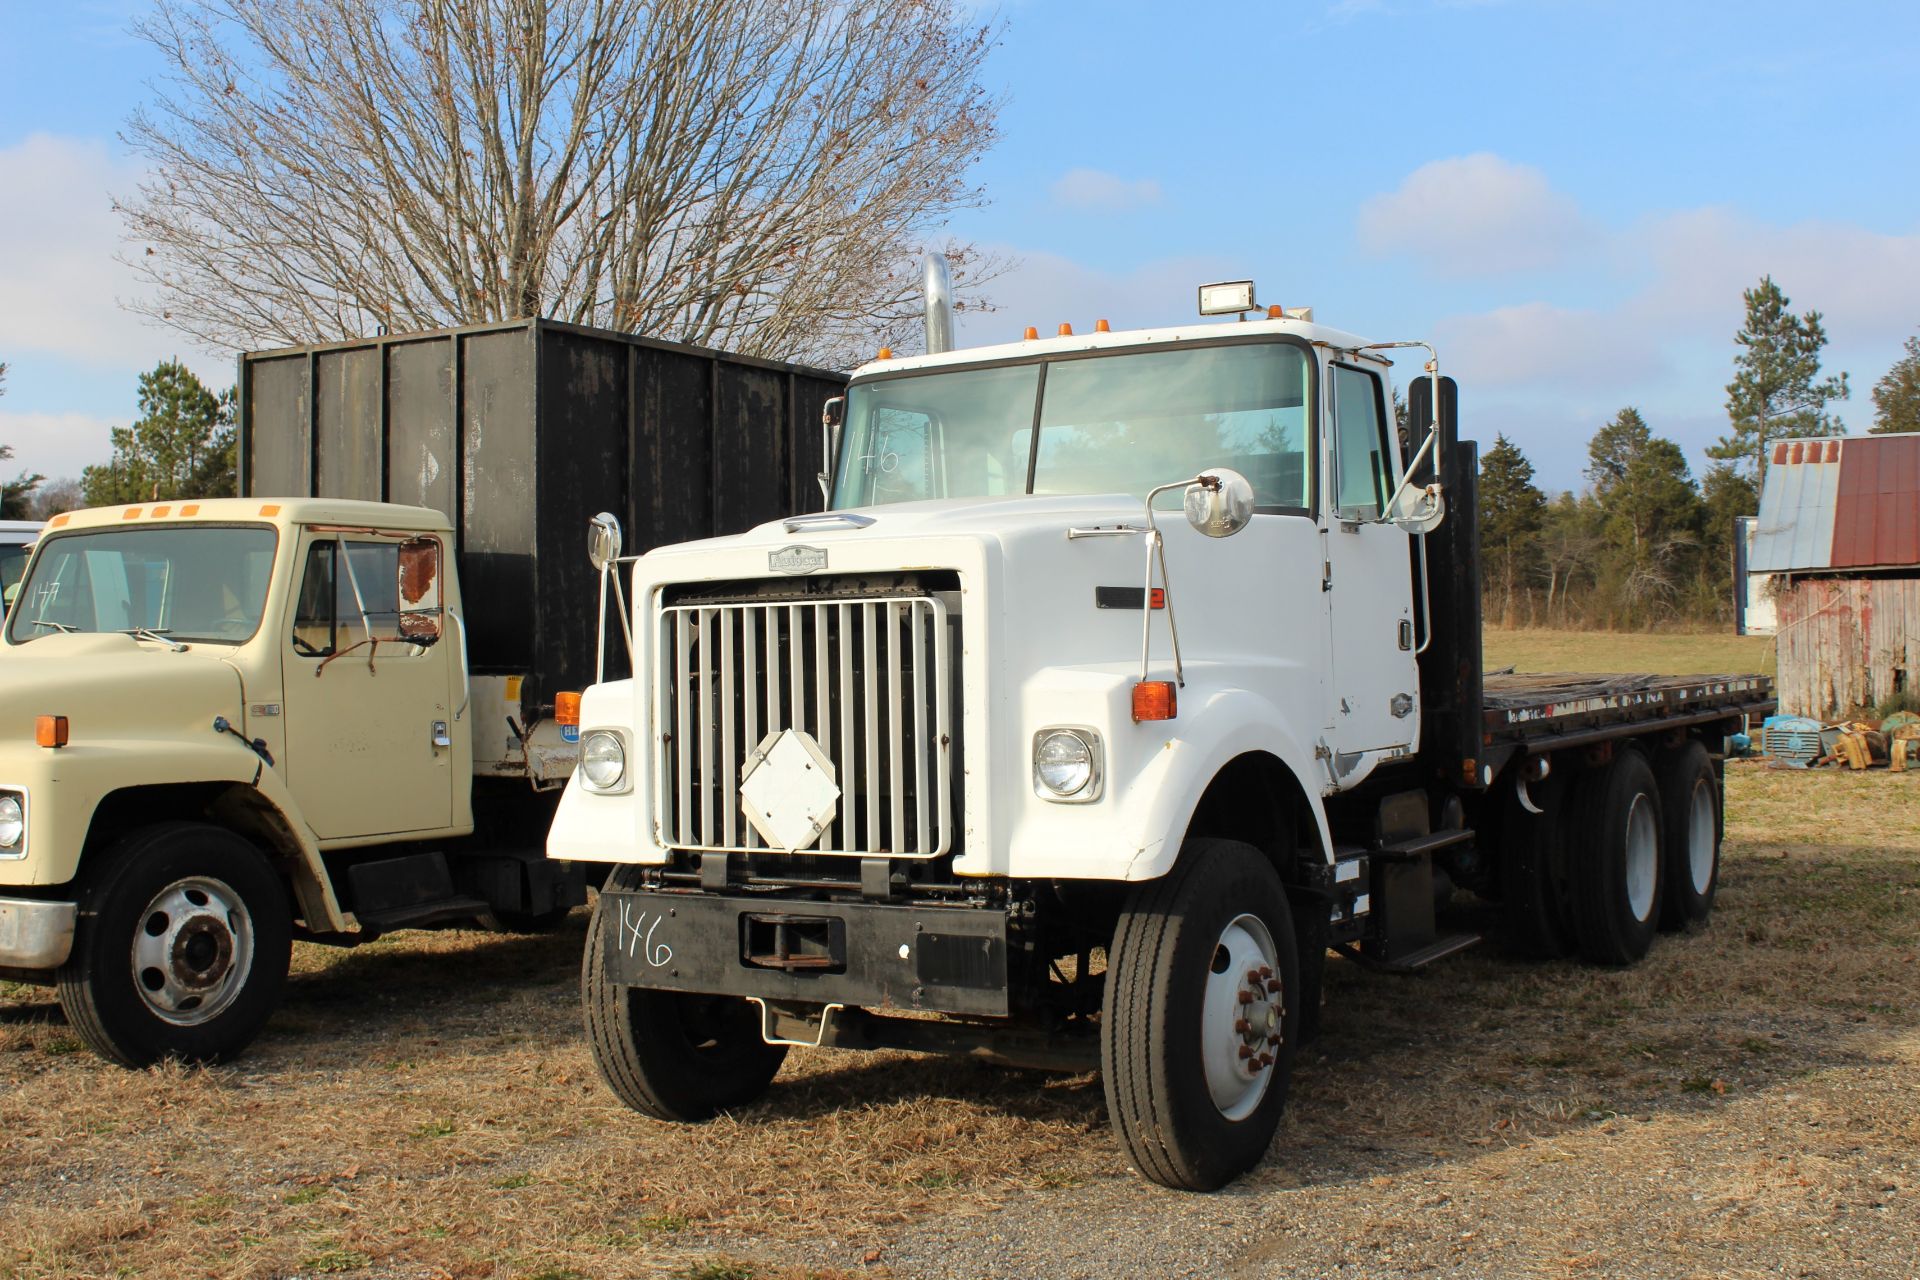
{"left": 655, "top": 594, "right": 953, "bottom": 856}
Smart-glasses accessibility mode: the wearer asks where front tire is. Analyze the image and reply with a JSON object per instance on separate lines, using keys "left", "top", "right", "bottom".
{"left": 1101, "top": 838, "right": 1299, "bottom": 1191}
{"left": 1570, "top": 750, "right": 1665, "bottom": 966}
{"left": 56, "top": 822, "right": 292, "bottom": 1068}
{"left": 582, "top": 869, "right": 786, "bottom": 1121}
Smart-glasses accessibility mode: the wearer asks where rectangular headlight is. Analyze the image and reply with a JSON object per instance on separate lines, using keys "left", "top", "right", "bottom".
{"left": 1197, "top": 280, "right": 1257, "bottom": 316}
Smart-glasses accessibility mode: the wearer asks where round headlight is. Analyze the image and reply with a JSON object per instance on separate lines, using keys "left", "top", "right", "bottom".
{"left": 1034, "top": 730, "right": 1093, "bottom": 796}
{"left": 580, "top": 731, "right": 626, "bottom": 790}
{"left": 0, "top": 794, "right": 22, "bottom": 848}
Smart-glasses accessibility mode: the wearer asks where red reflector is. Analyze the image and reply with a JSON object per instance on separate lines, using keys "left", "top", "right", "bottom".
{"left": 36, "top": 715, "right": 69, "bottom": 748}
{"left": 1132, "top": 681, "right": 1177, "bottom": 722}
{"left": 1149, "top": 588, "right": 1165, "bottom": 610}
{"left": 554, "top": 692, "right": 582, "bottom": 726}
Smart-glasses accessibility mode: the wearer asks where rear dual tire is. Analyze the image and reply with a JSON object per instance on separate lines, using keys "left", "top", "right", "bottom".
{"left": 1655, "top": 741, "right": 1719, "bottom": 929}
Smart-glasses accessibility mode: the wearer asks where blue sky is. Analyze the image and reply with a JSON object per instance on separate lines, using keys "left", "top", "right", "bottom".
{"left": 3, "top": 0, "right": 1918, "bottom": 490}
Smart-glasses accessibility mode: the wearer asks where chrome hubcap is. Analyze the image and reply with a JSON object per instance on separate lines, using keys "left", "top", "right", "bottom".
{"left": 1687, "top": 780, "right": 1716, "bottom": 895}
{"left": 1624, "top": 794, "right": 1658, "bottom": 922}
{"left": 1200, "top": 913, "right": 1282, "bottom": 1121}
{"left": 130, "top": 877, "right": 255, "bottom": 1026}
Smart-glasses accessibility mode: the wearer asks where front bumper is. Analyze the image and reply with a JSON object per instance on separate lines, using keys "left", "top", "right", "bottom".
{"left": 0, "top": 896, "right": 77, "bottom": 969}
{"left": 599, "top": 889, "right": 1010, "bottom": 1017}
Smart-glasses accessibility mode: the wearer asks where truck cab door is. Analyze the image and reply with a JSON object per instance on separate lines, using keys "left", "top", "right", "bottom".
{"left": 1322, "top": 360, "right": 1420, "bottom": 764}
{"left": 280, "top": 531, "right": 457, "bottom": 840}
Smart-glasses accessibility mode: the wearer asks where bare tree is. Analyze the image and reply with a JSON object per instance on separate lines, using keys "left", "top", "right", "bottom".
{"left": 119, "top": 0, "right": 1003, "bottom": 367}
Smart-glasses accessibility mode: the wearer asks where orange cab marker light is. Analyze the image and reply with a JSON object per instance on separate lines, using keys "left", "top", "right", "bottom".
{"left": 258, "top": 504, "right": 281, "bottom": 517}
{"left": 123, "top": 507, "right": 143, "bottom": 519}
{"left": 1095, "top": 319, "right": 1110, "bottom": 333}
{"left": 151, "top": 505, "right": 171, "bottom": 518}
{"left": 1268, "top": 304, "right": 1285, "bottom": 318}
{"left": 1023, "top": 326, "right": 1038, "bottom": 340}
{"left": 49, "top": 514, "right": 69, "bottom": 528}
{"left": 181, "top": 504, "right": 200, "bottom": 516}
{"left": 36, "top": 715, "right": 70, "bottom": 749}
{"left": 1058, "top": 323, "right": 1073, "bottom": 336}
{"left": 554, "top": 691, "right": 582, "bottom": 727}
{"left": 1132, "top": 681, "right": 1177, "bottom": 722}
{"left": 877, "top": 347, "right": 893, "bottom": 360}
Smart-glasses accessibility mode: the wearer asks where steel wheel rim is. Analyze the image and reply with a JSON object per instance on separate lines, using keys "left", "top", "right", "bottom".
{"left": 1687, "top": 780, "right": 1716, "bottom": 895}
{"left": 1199, "top": 912, "right": 1282, "bottom": 1122}
{"left": 1624, "top": 793, "right": 1658, "bottom": 922}
{"left": 129, "top": 876, "right": 255, "bottom": 1026}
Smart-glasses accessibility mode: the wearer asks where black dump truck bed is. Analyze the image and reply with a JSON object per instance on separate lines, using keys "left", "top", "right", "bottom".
{"left": 1482, "top": 672, "right": 1775, "bottom": 751}
{"left": 237, "top": 317, "right": 846, "bottom": 722}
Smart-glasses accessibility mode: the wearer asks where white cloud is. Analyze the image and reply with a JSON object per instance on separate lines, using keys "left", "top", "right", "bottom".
{"left": 1048, "top": 168, "right": 1163, "bottom": 213}
{"left": 1358, "top": 152, "right": 1594, "bottom": 276}
{"left": 1433, "top": 302, "right": 1671, "bottom": 392}
{"left": 0, "top": 411, "right": 115, "bottom": 484}
{"left": 0, "top": 132, "right": 233, "bottom": 382}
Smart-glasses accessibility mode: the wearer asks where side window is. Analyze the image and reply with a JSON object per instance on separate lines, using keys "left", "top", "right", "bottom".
{"left": 290, "top": 538, "right": 441, "bottom": 657}
{"left": 1331, "top": 364, "right": 1392, "bottom": 520}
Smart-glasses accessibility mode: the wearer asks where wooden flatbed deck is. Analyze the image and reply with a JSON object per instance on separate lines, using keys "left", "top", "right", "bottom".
{"left": 1482, "top": 672, "right": 1775, "bottom": 750}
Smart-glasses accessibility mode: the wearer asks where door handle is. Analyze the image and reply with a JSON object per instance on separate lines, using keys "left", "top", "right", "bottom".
{"left": 432, "top": 720, "right": 451, "bottom": 749}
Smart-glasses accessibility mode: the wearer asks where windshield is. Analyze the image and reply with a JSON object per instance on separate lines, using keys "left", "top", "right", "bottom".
{"left": 6, "top": 525, "right": 278, "bottom": 646}
{"left": 831, "top": 341, "right": 1311, "bottom": 512}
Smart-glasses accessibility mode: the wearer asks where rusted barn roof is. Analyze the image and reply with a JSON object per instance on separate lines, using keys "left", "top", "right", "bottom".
{"left": 1747, "top": 434, "right": 1920, "bottom": 573}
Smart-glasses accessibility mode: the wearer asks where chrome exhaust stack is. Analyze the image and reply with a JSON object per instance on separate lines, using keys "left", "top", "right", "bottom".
{"left": 923, "top": 253, "right": 955, "bottom": 355}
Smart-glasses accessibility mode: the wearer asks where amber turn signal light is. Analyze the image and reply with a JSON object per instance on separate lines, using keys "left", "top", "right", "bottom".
{"left": 36, "top": 715, "right": 69, "bottom": 748}
{"left": 554, "top": 692, "right": 582, "bottom": 727}
{"left": 1131, "top": 681, "right": 1177, "bottom": 722}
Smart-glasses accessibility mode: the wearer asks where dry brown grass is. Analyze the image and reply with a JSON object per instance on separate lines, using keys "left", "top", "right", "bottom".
{"left": 7, "top": 627, "right": 1916, "bottom": 1279}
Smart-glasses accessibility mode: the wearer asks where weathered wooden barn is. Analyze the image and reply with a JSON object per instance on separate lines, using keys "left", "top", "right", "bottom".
{"left": 1749, "top": 434, "right": 1920, "bottom": 719}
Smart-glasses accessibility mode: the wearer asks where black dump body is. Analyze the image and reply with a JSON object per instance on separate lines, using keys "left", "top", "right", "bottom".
{"left": 238, "top": 318, "right": 846, "bottom": 722}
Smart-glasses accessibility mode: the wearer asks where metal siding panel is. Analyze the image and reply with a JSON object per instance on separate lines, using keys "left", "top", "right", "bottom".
{"left": 533, "top": 327, "right": 627, "bottom": 706}
{"left": 243, "top": 357, "right": 311, "bottom": 497}
{"left": 460, "top": 328, "right": 538, "bottom": 674}
{"left": 713, "top": 364, "right": 786, "bottom": 536}
{"left": 386, "top": 339, "right": 458, "bottom": 521}
{"left": 631, "top": 346, "right": 714, "bottom": 547}
{"left": 314, "top": 346, "right": 383, "bottom": 500}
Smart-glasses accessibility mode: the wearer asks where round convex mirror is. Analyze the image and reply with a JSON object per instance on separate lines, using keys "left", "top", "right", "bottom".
{"left": 587, "top": 511, "right": 623, "bottom": 571}
{"left": 1183, "top": 468, "right": 1255, "bottom": 538}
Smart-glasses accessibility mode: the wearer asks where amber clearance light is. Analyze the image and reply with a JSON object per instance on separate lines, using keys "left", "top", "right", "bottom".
{"left": 35, "top": 715, "right": 70, "bottom": 748}
{"left": 554, "top": 692, "right": 582, "bottom": 727}
{"left": 1131, "top": 681, "right": 1177, "bottom": 722}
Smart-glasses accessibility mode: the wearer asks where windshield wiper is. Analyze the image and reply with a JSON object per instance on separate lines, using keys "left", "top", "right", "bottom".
{"left": 120, "top": 627, "right": 187, "bottom": 651}
{"left": 31, "top": 619, "right": 77, "bottom": 633}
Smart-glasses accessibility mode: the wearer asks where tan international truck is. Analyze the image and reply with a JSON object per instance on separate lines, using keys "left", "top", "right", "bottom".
{"left": 0, "top": 319, "right": 844, "bottom": 1067}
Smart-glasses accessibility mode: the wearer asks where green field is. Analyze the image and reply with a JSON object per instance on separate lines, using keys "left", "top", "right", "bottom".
{"left": 1483, "top": 627, "right": 1775, "bottom": 677}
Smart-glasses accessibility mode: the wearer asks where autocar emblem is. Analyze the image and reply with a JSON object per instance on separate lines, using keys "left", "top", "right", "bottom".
{"left": 769, "top": 545, "right": 828, "bottom": 575}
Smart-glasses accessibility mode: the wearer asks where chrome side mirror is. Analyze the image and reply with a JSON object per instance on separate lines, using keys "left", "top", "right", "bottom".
{"left": 587, "top": 511, "right": 623, "bottom": 571}
{"left": 1183, "top": 468, "right": 1255, "bottom": 538}
{"left": 1386, "top": 485, "right": 1447, "bottom": 535}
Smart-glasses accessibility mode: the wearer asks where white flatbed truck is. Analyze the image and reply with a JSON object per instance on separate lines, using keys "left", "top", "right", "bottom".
{"left": 548, "top": 276, "right": 1773, "bottom": 1189}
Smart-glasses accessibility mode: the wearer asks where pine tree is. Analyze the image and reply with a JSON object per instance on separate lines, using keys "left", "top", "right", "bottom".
{"left": 1707, "top": 275, "right": 1849, "bottom": 480}
{"left": 1697, "top": 463, "right": 1759, "bottom": 617}
{"left": 1586, "top": 407, "right": 1651, "bottom": 501}
{"left": 81, "top": 360, "right": 238, "bottom": 506}
{"left": 1478, "top": 434, "right": 1546, "bottom": 625}
{"left": 1869, "top": 334, "right": 1920, "bottom": 434}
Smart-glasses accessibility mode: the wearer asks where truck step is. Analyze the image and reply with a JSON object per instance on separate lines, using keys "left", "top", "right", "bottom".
{"left": 1373, "top": 828, "right": 1475, "bottom": 861}
{"left": 1347, "top": 932, "right": 1482, "bottom": 973}
{"left": 354, "top": 895, "right": 493, "bottom": 933}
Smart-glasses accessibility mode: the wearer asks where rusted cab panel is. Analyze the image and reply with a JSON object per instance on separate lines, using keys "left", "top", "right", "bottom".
{"left": 238, "top": 319, "right": 846, "bottom": 721}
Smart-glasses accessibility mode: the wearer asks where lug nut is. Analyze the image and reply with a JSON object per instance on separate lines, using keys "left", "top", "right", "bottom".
{"left": 1238, "top": 1045, "right": 1255, "bottom": 1060}
{"left": 1246, "top": 968, "right": 1262, "bottom": 984}
{"left": 1257, "top": 966, "right": 1273, "bottom": 980}
{"left": 1267, "top": 1033, "right": 1282, "bottom": 1046}
{"left": 1237, "top": 990, "right": 1254, "bottom": 1004}
{"left": 1266, "top": 980, "right": 1282, "bottom": 994}
{"left": 1234, "top": 1018, "right": 1251, "bottom": 1034}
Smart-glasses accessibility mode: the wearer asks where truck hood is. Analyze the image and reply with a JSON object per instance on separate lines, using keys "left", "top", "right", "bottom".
{"left": 643, "top": 493, "right": 1145, "bottom": 564}
{"left": 0, "top": 633, "right": 245, "bottom": 737}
